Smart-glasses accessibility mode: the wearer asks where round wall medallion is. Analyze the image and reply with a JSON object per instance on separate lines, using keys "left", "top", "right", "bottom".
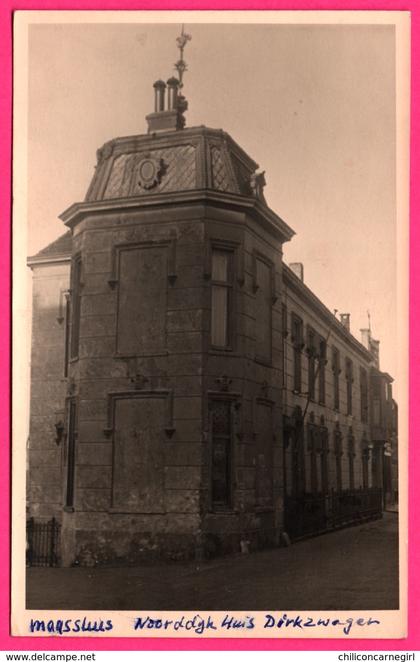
{"left": 137, "top": 156, "right": 164, "bottom": 190}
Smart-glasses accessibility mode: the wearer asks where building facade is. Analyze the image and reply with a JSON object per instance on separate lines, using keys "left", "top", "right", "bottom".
{"left": 26, "top": 77, "right": 398, "bottom": 566}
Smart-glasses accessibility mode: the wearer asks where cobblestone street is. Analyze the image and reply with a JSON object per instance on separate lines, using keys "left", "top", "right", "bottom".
{"left": 27, "top": 513, "right": 399, "bottom": 612}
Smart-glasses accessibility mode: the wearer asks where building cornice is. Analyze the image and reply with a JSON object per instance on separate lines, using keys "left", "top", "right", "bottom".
{"left": 60, "top": 189, "right": 295, "bottom": 244}
{"left": 27, "top": 254, "right": 71, "bottom": 269}
{"left": 283, "top": 264, "right": 372, "bottom": 361}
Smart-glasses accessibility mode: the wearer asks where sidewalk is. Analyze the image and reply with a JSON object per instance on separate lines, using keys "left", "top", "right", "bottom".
{"left": 26, "top": 513, "right": 399, "bottom": 611}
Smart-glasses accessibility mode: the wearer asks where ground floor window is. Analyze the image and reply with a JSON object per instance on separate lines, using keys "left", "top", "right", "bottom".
{"left": 210, "top": 399, "right": 232, "bottom": 508}
{"left": 65, "top": 398, "right": 78, "bottom": 509}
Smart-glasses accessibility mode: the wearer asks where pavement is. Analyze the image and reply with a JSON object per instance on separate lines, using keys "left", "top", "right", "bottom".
{"left": 26, "top": 513, "right": 399, "bottom": 611}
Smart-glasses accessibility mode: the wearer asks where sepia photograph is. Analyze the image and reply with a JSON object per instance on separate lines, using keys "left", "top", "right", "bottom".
{"left": 12, "top": 11, "right": 409, "bottom": 636}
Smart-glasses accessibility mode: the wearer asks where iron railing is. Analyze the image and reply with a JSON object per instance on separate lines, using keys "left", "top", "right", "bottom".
{"left": 285, "top": 488, "right": 383, "bottom": 541}
{"left": 26, "top": 517, "right": 61, "bottom": 567}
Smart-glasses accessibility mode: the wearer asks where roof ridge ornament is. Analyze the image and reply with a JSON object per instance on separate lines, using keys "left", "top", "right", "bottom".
{"left": 146, "top": 25, "right": 192, "bottom": 133}
{"left": 175, "top": 25, "right": 192, "bottom": 90}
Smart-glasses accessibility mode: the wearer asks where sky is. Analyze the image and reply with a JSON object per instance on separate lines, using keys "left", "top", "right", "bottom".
{"left": 26, "top": 18, "right": 398, "bottom": 385}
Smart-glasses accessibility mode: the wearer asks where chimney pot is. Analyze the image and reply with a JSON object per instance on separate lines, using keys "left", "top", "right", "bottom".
{"left": 289, "top": 262, "right": 304, "bottom": 282}
{"left": 153, "top": 80, "right": 166, "bottom": 112}
{"left": 340, "top": 313, "right": 350, "bottom": 331}
{"left": 360, "top": 328, "right": 371, "bottom": 349}
{"left": 166, "top": 77, "right": 180, "bottom": 110}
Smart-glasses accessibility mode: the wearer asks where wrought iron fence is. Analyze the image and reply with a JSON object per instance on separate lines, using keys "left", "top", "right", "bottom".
{"left": 331, "top": 488, "right": 383, "bottom": 528}
{"left": 285, "top": 488, "right": 383, "bottom": 541}
{"left": 26, "top": 517, "right": 61, "bottom": 567}
{"left": 284, "top": 493, "right": 327, "bottom": 540}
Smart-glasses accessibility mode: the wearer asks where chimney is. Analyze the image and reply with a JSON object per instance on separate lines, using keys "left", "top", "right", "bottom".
{"left": 146, "top": 79, "right": 187, "bottom": 134}
{"left": 340, "top": 313, "right": 350, "bottom": 332}
{"left": 369, "top": 337, "right": 380, "bottom": 369}
{"left": 289, "top": 262, "right": 304, "bottom": 282}
{"left": 153, "top": 80, "right": 166, "bottom": 112}
{"left": 360, "top": 328, "right": 371, "bottom": 349}
{"left": 166, "top": 77, "right": 179, "bottom": 110}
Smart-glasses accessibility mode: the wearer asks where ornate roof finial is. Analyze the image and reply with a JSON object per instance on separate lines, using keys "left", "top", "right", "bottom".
{"left": 175, "top": 24, "right": 192, "bottom": 89}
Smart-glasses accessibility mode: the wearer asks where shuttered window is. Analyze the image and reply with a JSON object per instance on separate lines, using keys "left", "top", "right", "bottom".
{"left": 210, "top": 400, "right": 232, "bottom": 508}
{"left": 255, "top": 259, "right": 272, "bottom": 362}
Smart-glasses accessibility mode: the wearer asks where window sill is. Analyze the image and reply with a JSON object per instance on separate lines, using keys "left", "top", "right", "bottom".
{"left": 63, "top": 506, "right": 75, "bottom": 513}
{"left": 114, "top": 351, "right": 169, "bottom": 359}
{"left": 208, "top": 508, "right": 237, "bottom": 516}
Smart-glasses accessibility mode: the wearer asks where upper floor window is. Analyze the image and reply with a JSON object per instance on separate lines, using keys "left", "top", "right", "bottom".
{"left": 291, "top": 313, "right": 303, "bottom": 393}
{"left": 360, "top": 366, "right": 369, "bottom": 423}
{"left": 255, "top": 258, "right": 272, "bottom": 363}
{"left": 345, "top": 358, "right": 353, "bottom": 415}
{"left": 372, "top": 379, "right": 382, "bottom": 426}
{"left": 282, "top": 303, "right": 288, "bottom": 387}
{"left": 70, "top": 255, "right": 82, "bottom": 360}
{"left": 318, "top": 338, "right": 326, "bottom": 405}
{"left": 307, "top": 327, "right": 316, "bottom": 400}
{"left": 332, "top": 346, "right": 340, "bottom": 410}
{"left": 348, "top": 429, "right": 355, "bottom": 490}
{"left": 211, "top": 249, "right": 233, "bottom": 349}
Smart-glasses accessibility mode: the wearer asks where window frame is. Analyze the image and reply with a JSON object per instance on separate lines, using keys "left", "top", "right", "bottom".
{"left": 69, "top": 254, "right": 82, "bottom": 361}
{"left": 291, "top": 313, "right": 304, "bottom": 393}
{"left": 210, "top": 245, "right": 236, "bottom": 352}
{"left": 318, "top": 337, "right": 327, "bottom": 405}
{"left": 254, "top": 252, "right": 274, "bottom": 365}
{"left": 209, "top": 396, "right": 235, "bottom": 511}
{"left": 345, "top": 357, "right": 354, "bottom": 416}
{"left": 332, "top": 346, "right": 341, "bottom": 411}
{"left": 64, "top": 397, "right": 78, "bottom": 511}
{"left": 360, "top": 366, "right": 369, "bottom": 423}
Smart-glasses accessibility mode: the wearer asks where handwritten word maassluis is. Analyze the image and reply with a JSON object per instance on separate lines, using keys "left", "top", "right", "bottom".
{"left": 30, "top": 618, "right": 113, "bottom": 634}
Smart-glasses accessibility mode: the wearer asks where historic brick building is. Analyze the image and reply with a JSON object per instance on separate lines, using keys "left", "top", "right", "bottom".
{"left": 26, "top": 68, "right": 397, "bottom": 566}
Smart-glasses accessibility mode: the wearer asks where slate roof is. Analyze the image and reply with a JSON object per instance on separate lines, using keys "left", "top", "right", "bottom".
{"left": 28, "top": 230, "right": 72, "bottom": 265}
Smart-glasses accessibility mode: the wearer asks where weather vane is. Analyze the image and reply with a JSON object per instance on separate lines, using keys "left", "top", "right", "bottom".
{"left": 175, "top": 25, "right": 192, "bottom": 89}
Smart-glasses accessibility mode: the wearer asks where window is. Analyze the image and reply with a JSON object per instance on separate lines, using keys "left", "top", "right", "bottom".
{"left": 372, "top": 379, "right": 381, "bottom": 426}
{"left": 362, "top": 444, "right": 369, "bottom": 489}
{"left": 255, "top": 402, "right": 273, "bottom": 507}
{"left": 332, "top": 347, "right": 340, "bottom": 410}
{"left": 282, "top": 303, "right": 288, "bottom": 387}
{"left": 211, "top": 249, "right": 233, "bottom": 348}
{"left": 70, "top": 256, "right": 82, "bottom": 359}
{"left": 292, "top": 314, "right": 303, "bottom": 393}
{"left": 307, "top": 423, "right": 329, "bottom": 494}
{"left": 348, "top": 430, "right": 355, "bottom": 490}
{"left": 64, "top": 294, "right": 71, "bottom": 377}
{"left": 360, "top": 367, "right": 369, "bottom": 423}
{"left": 334, "top": 426, "right": 343, "bottom": 492}
{"left": 117, "top": 245, "right": 167, "bottom": 356}
{"left": 318, "top": 338, "right": 326, "bottom": 405}
{"left": 345, "top": 358, "right": 353, "bottom": 415}
{"left": 307, "top": 327, "right": 316, "bottom": 400}
{"left": 210, "top": 400, "right": 232, "bottom": 508}
{"left": 65, "top": 399, "right": 78, "bottom": 509}
{"left": 255, "top": 258, "right": 272, "bottom": 362}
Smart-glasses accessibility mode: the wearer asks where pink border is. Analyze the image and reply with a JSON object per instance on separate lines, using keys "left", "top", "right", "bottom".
{"left": 1, "top": 1, "right": 418, "bottom": 651}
